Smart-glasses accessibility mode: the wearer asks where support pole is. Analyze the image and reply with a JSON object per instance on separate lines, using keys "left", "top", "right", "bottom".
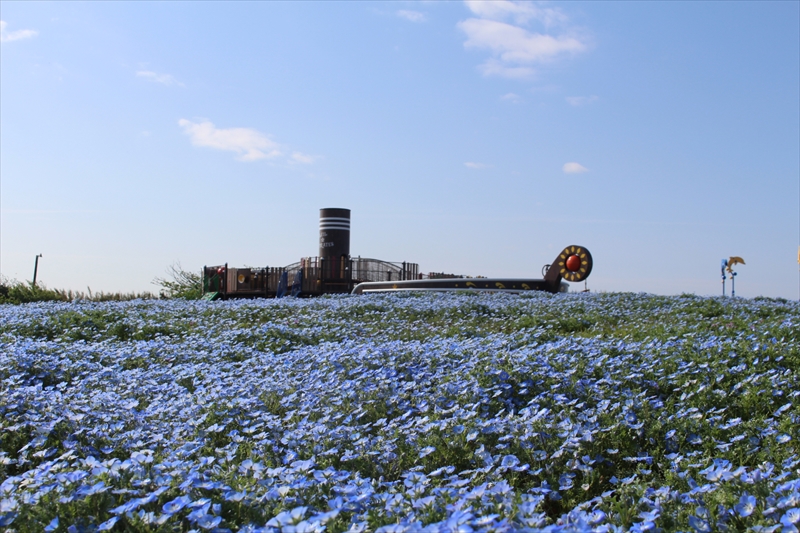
{"left": 720, "top": 259, "right": 727, "bottom": 297}
{"left": 32, "top": 254, "right": 42, "bottom": 286}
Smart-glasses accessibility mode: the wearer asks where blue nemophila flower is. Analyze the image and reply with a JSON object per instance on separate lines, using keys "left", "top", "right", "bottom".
{"left": 97, "top": 516, "right": 119, "bottom": 531}
{"left": 500, "top": 455, "right": 519, "bottom": 469}
{"left": 774, "top": 403, "right": 792, "bottom": 417}
{"left": 267, "top": 506, "right": 309, "bottom": 527}
{"left": 76, "top": 481, "right": 108, "bottom": 497}
{"left": 688, "top": 515, "right": 711, "bottom": 532}
{"left": 751, "top": 526, "right": 781, "bottom": 533}
{"left": 419, "top": 446, "right": 435, "bottom": 458}
{"left": 44, "top": 517, "right": 59, "bottom": 532}
{"left": 196, "top": 514, "right": 223, "bottom": 530}
{"left": 412, "top": 495, "right": 436, "bottom": 509}
{"left": 631, "top": 520, "right": 657, "bottom": 532}
{"left": 779, "top": 492, "right": 800, "bottom": 509}
{"left": 559, "top": 473, "right": 575, "bottom": 491}
{"left": 224, "top": 490, "right": 246, "bottom": 502}
{"left": 734, "top": 491, "right": 758, "bottom": 517}
{"left": 309, "top": 509, "right": 339, "bottom": 524}
{"left": 0, "top": 512, "right": 18, "bottom": 527}
{"left": 110, "top": 499, "right": 141, "bottom": 515}
{"left": 782, "top": 508, "right": 800, "bottom": 525}
{"left": 639, "top": 509, "right": 659, "bottom": 522}
{"left": 163, "top": 494, "right": 192, "bottom": 514}
{"left": 187, "top": 503, "right": 212, "bottom": 522}
{"left": 588, "top": 510, "right": 608, "bottom": 525}
{"left": 687, "top": 434, "right": 703, "bottom": 445}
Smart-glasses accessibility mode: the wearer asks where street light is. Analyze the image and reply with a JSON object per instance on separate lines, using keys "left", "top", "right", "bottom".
{"left": 32, "top": 254, "right": 43, "bottom": 286}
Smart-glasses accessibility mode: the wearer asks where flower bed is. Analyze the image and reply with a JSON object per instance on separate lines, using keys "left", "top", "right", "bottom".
{"left": 1, "top": 292, "right": 798, "bottom": 532}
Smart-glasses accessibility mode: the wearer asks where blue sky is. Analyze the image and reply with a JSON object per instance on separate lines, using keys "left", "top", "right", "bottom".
{"left": 2, "top": 1, "right": 798, "bottom": 298}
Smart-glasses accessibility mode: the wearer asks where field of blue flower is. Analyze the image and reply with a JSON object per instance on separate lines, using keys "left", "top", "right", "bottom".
{"left": 1, "top": 292, "right": 799, "bottom": 532}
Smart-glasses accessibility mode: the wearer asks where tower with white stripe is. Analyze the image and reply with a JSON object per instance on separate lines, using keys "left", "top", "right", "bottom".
{"left": 319, "top": 208, "right": 351, "bottom": 266}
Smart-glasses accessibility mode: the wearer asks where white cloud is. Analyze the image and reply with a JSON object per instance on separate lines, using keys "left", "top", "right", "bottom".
{"left": 465, "top": 162, "right": 489, "bottom": 169}
{"left": 457, "top": 2, "right": 587, "bottom": 79}
{"left": 397, "top": 10, "right": 427, "bottom": 23}
{"left": 501, "top": 92, "right": 522, "bottom": 103}
{"left": 563, "top": 162, "right": 588, "bottom": 174}
{"left": 137, "top": 70, "right": 184, "bottom": 87}
{"left": 291, "top": 152, "right": 318, "bottom": 164}
{"left": 460, "top": 19, "right": 584, "bottom": 65}
{"left": 479, "top": 59, "right": 534, "bottom": 79}
{"left": 0, "top": 20, "right": 38, "bottom": 42}
{"left": 566, "top": 95, "right": 598, "bottom": 106}
{"left": 178, "top": 119, "right": 282, "bottom": 162}
{"left": 464, "top": 1, "right": 567, "bottom": 26}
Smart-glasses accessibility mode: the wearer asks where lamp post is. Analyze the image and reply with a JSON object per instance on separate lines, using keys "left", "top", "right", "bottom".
{"left": 32, "top": 254, "right": 43, "bottom": 286}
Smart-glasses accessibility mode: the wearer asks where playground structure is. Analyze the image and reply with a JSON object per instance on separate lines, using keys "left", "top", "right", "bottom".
{"left": 202, "top": 208, "right": 593, "bottom": 300}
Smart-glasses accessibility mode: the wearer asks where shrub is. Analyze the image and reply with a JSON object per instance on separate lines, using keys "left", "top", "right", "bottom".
{"left": 152, "top": 263, "right": 203, "bottom": 300}
{"left": 0, "top": 277, "right": 69, "bottom": 304}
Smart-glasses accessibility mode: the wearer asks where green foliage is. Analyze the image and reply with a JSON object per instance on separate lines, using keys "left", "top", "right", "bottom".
{"left": 152, "top": 263, "right": 203, "bottom": 300}
{"left": 0, "top": 277, "right": 71, "bottom": 304}
{"left": 0, "top": 262, "right": 206, "bottom": 306}
{"left": 0, "top": 276, "right": 156, "bottom": 305}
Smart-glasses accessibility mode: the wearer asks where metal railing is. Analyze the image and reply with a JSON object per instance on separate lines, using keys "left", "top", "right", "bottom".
{"left": 204, "top": 256, "right": 421, "bottom": 298}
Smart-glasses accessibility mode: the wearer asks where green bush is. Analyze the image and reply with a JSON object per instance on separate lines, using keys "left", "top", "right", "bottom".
{"left": 0, "top": 278, "right": 70, "bottom": 304}
{"left": 152, "top": 263, "right": 203, "bottom": 300}
{"left": 0, "top": 262, "right": 203, "bottom": 304}
{"left": 0, "top": 277, "right": 157, "bottom": 305}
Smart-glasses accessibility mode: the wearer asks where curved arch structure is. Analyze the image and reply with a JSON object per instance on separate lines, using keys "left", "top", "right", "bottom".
{"left": 352, "top": 245, "right": 592, "bottom": 295}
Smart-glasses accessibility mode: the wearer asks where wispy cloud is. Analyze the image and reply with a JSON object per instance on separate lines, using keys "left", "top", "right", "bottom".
{"left": 0, "top": 20, "right": 38, "bottom": 42}
{"left": 563, "top": 162, "right": 588, "bottom": 174}
{"left": 465, "top": 162, "right": 489, "bottom": 169}
{"left": 291, "top": 152, "right": 318, "bottom": 164}
{"left": 464, "top": 1, "right": 567, "bottom": 26}
{"left": 501, "top": 92, "right": 522, "bottom": 103}
{"left": 397, "top": 10, "right": 427, "bottom": 23}
{"left": 137, "top": 70, "right": 184, "bottom": 87}
{"left": 566, "top": 95, "right": 598, "bottom": 106}
{"left": 457, "top": 1, "right": 587, "bottom": 79}
{"left": 479, "top": 58, "right": 534, "bottom": 79}
{"left": 179, "top": 119, "right": 282, "bottom": 162}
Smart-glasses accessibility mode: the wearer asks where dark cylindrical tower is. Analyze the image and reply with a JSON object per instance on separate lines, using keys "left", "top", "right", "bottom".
{"left": 319, "top": 207, "right": 350, "bottom": 260}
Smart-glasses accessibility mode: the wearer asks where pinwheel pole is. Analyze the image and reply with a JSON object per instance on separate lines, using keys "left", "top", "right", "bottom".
{"left": 720, "top": 259, "right": 727, "bottom": 297}
{"left": 725, "top": 257, "right": 745, "bottom": 298}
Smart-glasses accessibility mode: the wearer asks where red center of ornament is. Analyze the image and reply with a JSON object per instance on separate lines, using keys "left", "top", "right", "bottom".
{"left": 566, "top": 254, "right": 581, "bottom": 272}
